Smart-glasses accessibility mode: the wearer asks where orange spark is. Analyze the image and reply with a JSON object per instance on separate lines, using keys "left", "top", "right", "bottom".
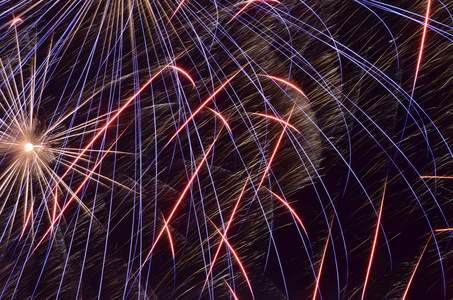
{"left": 401, "top": 235, "right": 432, "bottom": 300}
{"left": 168, "top": 65, "right": 195, "bottom": 88}
{"left": 435, "top": 228, "right": 453, "bottom": 232}
{"left": 361, "top": 176, "right": 387, "bottom": 300}
{"left": 420, "top": 175, "right": 453, "bottom": 180}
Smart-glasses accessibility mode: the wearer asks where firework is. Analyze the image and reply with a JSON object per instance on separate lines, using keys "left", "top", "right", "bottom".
{"left": 1, "top": 0, "right": 453, "bottom": 299}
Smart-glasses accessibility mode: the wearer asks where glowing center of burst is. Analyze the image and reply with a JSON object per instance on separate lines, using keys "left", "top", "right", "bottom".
{"left": 24, "top": 143, "right": 34, "bottom": 152}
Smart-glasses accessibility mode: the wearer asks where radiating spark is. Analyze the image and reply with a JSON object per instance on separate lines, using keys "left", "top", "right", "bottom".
{"left": 31, "top": 124, "right": 133, "bottom": 254}
{"left": 30, "top": 57, "right": 184, "bottom": 251}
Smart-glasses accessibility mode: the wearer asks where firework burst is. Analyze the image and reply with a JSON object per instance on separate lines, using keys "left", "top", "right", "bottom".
{"left": 1, "top": 0, "right": 453, "bottom": 299}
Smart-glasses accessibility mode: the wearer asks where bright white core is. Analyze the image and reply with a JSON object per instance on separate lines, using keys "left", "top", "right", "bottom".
{"left": 24, "top": 143, "right": 34, "bottom": 152}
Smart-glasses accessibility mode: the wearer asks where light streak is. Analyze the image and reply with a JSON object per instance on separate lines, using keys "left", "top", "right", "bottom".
{"left": 411, "top": 0, "right": 431, "bottom": 98}
{"left": 161, "top": 213, "right": 175, "bottom": 259}
{"left": 361, "top": 176, "right": 388, "bottom": 300}
{"left": 167, "top": 66, "right": 245, "bottom": 144}
{"left": 138, "top": 130, "right": 222, "bottom": 273}
{"left": 208, "top": 217, "right": 255, "bottom": 299}
{"left": 434, "top": 228, "right": 453, "bottom": 232}
{"left": 9, "top": 17, "right": 22, "bottom": 28}
{"left": 251, "top": 112, "right": 299, "bottom": 132}
{"left": 228, "top": 0, "right": 280, "bottom": 24}
{"left": 401, "top": 235, "right": 431, "bottom": 300}
{"left": 260, "top": 75, "right": 309, "bottom": 100}
{"left": 207, "top": 107, "right": 232, "bottom": 132}
{"left": 224, "top": 279, "right": 240, "bottom": 300}
{"left": 201, "top": 177, "right": 250, "bottom": 294}
{"left": 420, "top": 175, "right": 453, "bottom": 180}
{"left": 168, "top": 65, "right": 196, "bottom": 88}
{"left": 265, "top": 187, "right": 307, "bottom": 236}
{"left": 312, "top": 215, "right": 335, "bottom": 300}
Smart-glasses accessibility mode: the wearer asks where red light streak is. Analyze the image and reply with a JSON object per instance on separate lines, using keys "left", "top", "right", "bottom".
{"left": 265, "top": 188, "right": 307, "bottom": 236}
{"left": 209, "top": 218, "right": 255, "bottom": 299}
{"left": 161, "top": 213, "right": 175, "bottom": 259}
{"left": 361, "top": 176, "right": 387, "bottom": 300}
{"left": 207, "top": 107, "right": 232, "bottom": 132}
{"left": 32, "top": 123, "right": 133, "bottom": 255}
{"left": 138, "top": 131, "right": 222, "bottom": 272}
{"left": 201, "top": 177, "right": 250, "bottom": 293}
{"left": 401, "top": 234, "right": 431, "bottom": 300}
{"left": 252, "top": 112, "right": 299, "bottom": 132}
{"left": 168, "top": 66, "right": 244, "bottom": 144}
{"left": 228, "top": 0, "right": 280, "bottom": 24}
{"left": 168, "top": 65, "right": 196, "bottom": 88}
{"left": 312, "top": 215, "right": 335, "bottom": 300}
{"left": 224, "top": 279, "right": 240, "bottom": 300}
{"left": 202, "top": 105, "right": 295, "bottom": 297}
{"left": 411, "top": 0, "right": 431, "bottom": 98}
{"left": 261, "top": 75, "right": 309, "bottom": 100}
